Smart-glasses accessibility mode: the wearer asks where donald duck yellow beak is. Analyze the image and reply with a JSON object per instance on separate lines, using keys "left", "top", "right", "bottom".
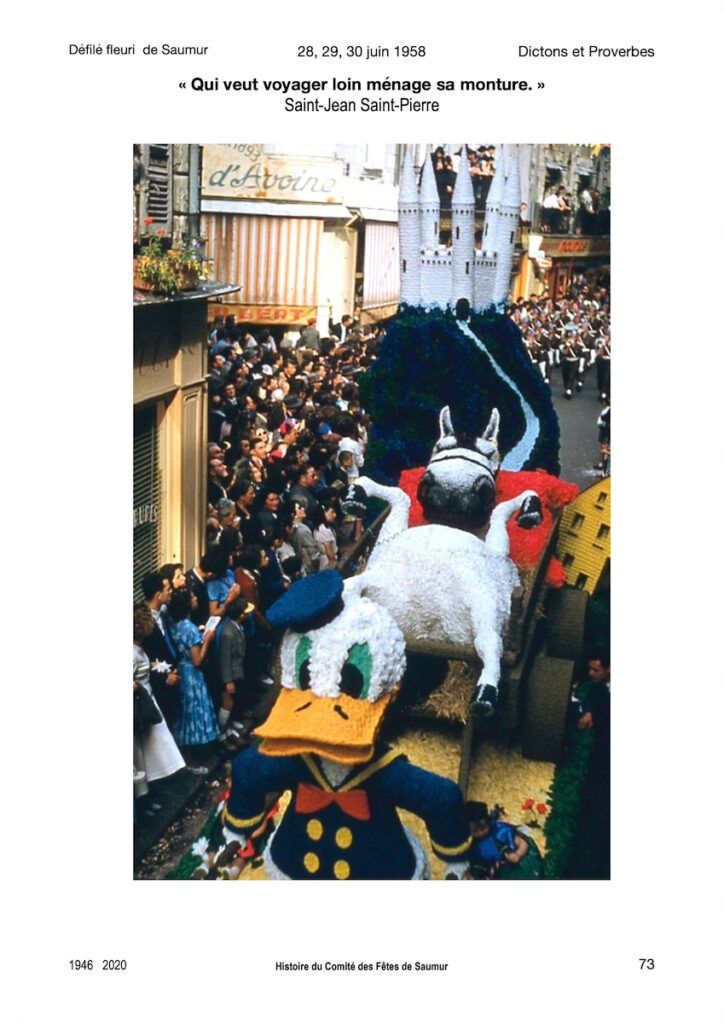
{"left": 256, "top": 687, "right": 397, "bottom": 765}
{"left": 258, "top": 569, "right": 406, "bottom": 765}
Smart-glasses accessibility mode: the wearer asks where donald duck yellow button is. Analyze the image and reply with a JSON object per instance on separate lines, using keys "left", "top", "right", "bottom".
{"left": 333, "top": 859, "right": 351, "bottom": 879}
{"left": 335, "top": 827, "right": 353, "bottom": 849}
{"left": 306, "top": 819, "right": 324, "bottom": 841}
{"left": 303, "top": 852, "right": 320, "bottom": 874}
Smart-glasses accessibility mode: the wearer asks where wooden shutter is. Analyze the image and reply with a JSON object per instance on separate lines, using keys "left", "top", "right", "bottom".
{"left": 139, "top": 144, "right": 173, "bottom": 235}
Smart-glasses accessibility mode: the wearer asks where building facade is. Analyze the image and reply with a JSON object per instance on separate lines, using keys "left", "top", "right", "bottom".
{"left": 200, "top": 144, "right": 402, "bottom": 330}
{"left": 133, "top": 144, "right": 238, "bottom": 598}
{"left": 512, "top": 143, "right": 611, "bottom": 300}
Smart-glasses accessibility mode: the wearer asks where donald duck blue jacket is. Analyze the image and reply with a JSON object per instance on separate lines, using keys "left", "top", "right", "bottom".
{"left": 224, "top": 742, "right": 472, "bottom": 880}
{"left": 221, "top": 571, "right": 472, "bottom": 880}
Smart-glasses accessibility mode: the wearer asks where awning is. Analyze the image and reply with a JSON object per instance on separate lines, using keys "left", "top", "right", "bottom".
{"left": 201, "top": 198, "right": 351, "bottom": 219}
{"left": 354, "top": 207, "right": 398, "bottom": 223}
{"left": 133, "top": 280, "right": 240, "bottom": 308}
{"left": 545, "top": 161, "right": 568, "bottom": 171}
{"left": 202, "top": 213, "right": 322, "bottom": 307}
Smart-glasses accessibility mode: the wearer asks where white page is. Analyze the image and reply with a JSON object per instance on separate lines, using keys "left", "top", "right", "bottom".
{"left": 3, "top": 2, "right": 723, "bottom": 1022}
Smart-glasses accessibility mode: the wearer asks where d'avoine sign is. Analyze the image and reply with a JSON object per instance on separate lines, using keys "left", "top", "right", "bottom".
{"left": 202, "top": 144, "right": 344, "bottom": 204}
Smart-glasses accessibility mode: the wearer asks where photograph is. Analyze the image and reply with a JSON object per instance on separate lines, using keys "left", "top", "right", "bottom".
{"left": 133, "top": 142, "right": 611, "bottom": 881}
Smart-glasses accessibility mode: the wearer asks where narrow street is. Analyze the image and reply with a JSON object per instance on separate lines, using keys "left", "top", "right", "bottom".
{"left": 549, "top": 362, "right": 607, "bottom": 492}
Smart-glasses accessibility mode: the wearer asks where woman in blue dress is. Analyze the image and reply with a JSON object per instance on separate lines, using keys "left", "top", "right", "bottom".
{"left": 166, "top": 589, "right": 219, "bottom": 750}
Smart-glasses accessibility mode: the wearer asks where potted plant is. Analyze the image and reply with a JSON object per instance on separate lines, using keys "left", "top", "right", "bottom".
{"left": 133, "top": 233, "right": 212, "bottom": 296}
{"left": 134, "top": 233, "right": 174, "bottom": 293}
{"left": 173, "top": 236, "right": 211, "bottom": 291}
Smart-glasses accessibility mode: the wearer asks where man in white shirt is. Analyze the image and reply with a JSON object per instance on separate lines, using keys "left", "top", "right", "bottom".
{"left": 330, "top": 314, "right": 353, "bottom": 346}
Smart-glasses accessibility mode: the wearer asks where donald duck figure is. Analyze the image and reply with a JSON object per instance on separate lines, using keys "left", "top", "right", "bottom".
{"left": 221, "top": 571, "right": 472, "bottom": 880}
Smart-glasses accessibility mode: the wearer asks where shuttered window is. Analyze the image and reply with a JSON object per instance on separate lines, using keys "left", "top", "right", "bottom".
{"left": 139, "top": 144, "right": 173, "bottom": 235}
{"left": 133, "top": 405, "right": 162, "bottom": 601}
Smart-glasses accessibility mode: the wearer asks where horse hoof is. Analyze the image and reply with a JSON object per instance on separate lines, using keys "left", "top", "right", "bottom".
{"left": 473, "top": 684, "right": 498, "bottom": 717}
{"left": 516, "top": 495, "right": 543, "bottom": 530}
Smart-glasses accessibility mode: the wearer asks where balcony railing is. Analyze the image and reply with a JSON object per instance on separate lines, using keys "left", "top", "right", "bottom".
{"left": 533, "top": 205, "right": 610, "bottom": 237}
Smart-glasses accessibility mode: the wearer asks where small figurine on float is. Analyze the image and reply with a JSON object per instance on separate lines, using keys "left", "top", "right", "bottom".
{"left": 466, "top": 801, "right": 543, "bottom": 880}
{"left": 221, "top": 570, "right": 472, "bottom": 880}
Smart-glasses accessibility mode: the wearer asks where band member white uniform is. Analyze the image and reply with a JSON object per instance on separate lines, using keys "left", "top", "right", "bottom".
{"left": 560, "top": 335, "right": 582, "bottom": 398}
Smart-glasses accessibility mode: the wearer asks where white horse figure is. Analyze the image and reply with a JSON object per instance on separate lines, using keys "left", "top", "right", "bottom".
{"left": 344, "top": 407, "right": 542, "bottom": 713}
{"left": 416, "top": 405, "right": 500, "bottom": 530}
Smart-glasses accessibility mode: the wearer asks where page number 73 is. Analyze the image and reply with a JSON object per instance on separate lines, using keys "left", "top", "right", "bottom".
{"left": 638, "top": 958, "right": 655, "bottom": 970}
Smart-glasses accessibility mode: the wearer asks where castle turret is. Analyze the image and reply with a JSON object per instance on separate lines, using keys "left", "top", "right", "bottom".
{"left": 493, "top": 144, "right": 521, "bottom": 305}
{"left": 419, "top": 150, "right": 440, "bottom": 252}
{"left": 398, "top": 146, "right": 421, "bottom": 306}
{"left": 451, "top": 150, "right": 475, "bottom": 304}
{"left": 482, "top": 144, "right": 504, "bottom": 257}
{"left": 474, "top": 146, "right": 504, "bottom": 309}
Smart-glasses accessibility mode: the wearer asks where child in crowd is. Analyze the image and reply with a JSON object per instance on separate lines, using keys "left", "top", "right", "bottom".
{"left": 466, "top": 801, "right": 543, "bottom": 880}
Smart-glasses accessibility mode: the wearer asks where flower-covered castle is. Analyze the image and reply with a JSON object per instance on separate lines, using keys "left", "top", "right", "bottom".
{"left": 398, "top": 145, "right": 521, "bottom": 311}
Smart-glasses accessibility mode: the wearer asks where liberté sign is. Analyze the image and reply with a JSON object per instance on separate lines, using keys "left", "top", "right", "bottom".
{"left": 207, "top": 303, "right": 316, "bottom": 325}
{"left": 202, "top": 144, "right": 344, "bottom": 204}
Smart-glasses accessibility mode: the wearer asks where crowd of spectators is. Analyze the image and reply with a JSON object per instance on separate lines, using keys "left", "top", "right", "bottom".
{"left": 432, "top": 144, "right": 497, "bottom": 207}
{"left": 541, "top": 183, "right": 609, "bottom": 236}
{"left": 133, "top": 311, "right": 383, "bottom": 818}
{"left": 431, "top": 149, "right": 610, "bottom": 238}
{"left": 428, "top": 146, "right": 610, "bottom": 237}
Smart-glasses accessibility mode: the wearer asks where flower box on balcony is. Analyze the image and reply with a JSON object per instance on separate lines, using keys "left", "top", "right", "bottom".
{"left": 133, "top": 258, "right": 157, "bottom": 292}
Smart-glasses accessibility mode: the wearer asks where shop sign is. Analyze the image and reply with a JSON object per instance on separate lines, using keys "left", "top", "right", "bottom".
{"left": 544, "top": 237, "right": 610, "bottom": 258}
{"left": 208, "top": 302, "right": 316, "bottom": 324}
{"left": 202, "top": 144, "right": 343, "bottom": 204}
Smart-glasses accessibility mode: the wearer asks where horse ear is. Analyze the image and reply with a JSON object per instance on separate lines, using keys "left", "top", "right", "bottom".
{"left": 481, "top": 408, "right": 500, "bottom": 443}
{"left": 438, "top": 406, "right": 454, "bottom": 440}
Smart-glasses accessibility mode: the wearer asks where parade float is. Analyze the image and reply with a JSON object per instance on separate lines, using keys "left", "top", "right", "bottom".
{"left": 351, "top": 147, "right": 586, "bottom": 773}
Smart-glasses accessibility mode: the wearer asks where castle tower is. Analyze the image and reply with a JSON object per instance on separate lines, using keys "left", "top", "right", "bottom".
{"left": 451, "top": 149, "right": 476, "bottom": 304}
{"left": 474, "top": 146, "right": 504, "bottom": 309}
{"left": 482, "top": 144, "right": 504, "bottom": 256}
{"left": 398, "top": 146, "right": 421, "bottom": 306}
{"left": 419, "top": 149, "right": 440, "bottom": 252}
{"left": 493, "top": 144, "right": 521, "bottom": 305}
